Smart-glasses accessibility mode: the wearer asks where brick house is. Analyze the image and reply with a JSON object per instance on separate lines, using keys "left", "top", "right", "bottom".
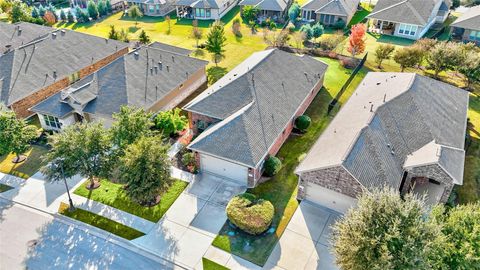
{"left": 30, "top": 43, "right": 208, "bottom": 130}
{"left": 295, "top": 73, "right": 469, "bottom": 213}
{"left": 451, "top": 5, "right": 480, "bottom": 45}
{"left": 183, "top": 49, "right": 328, "bottom": 187}
{"left": 0, "top": 22, "right": 129, "bottom": 119}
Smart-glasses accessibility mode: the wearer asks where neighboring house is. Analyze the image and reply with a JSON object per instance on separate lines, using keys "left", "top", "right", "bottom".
{"left": 0, "top": 22, "right": 129, "bottom": 119}
{"left": 366, "top": 0, "right": 450, "bottom": 40}
{"left": 301, "top": 0, "right": 360, "bottom": 26}
{"left": 30, "top": 43, "right": 208, "bottom": 130}
{"left": 451, "top": 5, "right": 480, "bottom": 45}
{"left": 126, "top": 0, "right": 176, "bottom": 16}
{"left": 183, "top": 49, "right": 328, "bottom": 187}
{"left": 175, "top": 0, "right": 238, "bottom": 20}
{"left": 238, "top": 0, "right": 291, "bottom": 22}
{"left": 295, "top": 72, "right": 469, "bottom": 213}
{"left": 0, "top": 22, "right": 52, "bottom": 55}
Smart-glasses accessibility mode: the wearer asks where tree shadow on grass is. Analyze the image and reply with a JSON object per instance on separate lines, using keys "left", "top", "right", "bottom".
{"left": 206, "top": 66, "right": 228, "bottom": 84}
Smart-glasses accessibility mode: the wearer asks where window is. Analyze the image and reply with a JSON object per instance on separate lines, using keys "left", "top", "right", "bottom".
{"left": 398, "top": 23, "right": 417, "bottom": 36}
{"left": 149, "top": 4, "right": 154, "bottom": 13}
{"left": 470, "top": 30, "right": 480, "bottom": 41}
{"left": 195, "top": 8, "right": 205, "bottom": 17}
{"left": 206, "top": 8, "right": 211, "bottom": 18}
{"left": 44, "top": 115, "right": 61, "bottom": 129}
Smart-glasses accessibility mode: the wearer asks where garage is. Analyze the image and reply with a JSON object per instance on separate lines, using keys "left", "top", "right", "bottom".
{"left": 304, "top": 183, "right": 357, "bottom": 213}
{"left": 200, "top": 154, "right": 249, "bottom": 185}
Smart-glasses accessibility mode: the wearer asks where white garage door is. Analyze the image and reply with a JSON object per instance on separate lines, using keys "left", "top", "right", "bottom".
{"left": 305, "top": 183, "right": 357, "bottom": 213}
{"left": 200, "top": 154, "right": 248, "bottom": 185}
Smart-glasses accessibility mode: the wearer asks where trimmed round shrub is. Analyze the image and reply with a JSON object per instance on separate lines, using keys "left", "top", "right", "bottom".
{"left": 264, "top": 156, "right": 282, "bottom": 177}
{"left": 226, "top": 193, "right": 274, "bottom": 235}
{"left": 295, "top": 115, "right": 311, "bottom": 131}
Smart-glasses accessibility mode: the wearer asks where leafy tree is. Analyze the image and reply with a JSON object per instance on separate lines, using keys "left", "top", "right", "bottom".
{"left": 106, "top": 0, "right": 112, "bottom": 13}
{"left": 191, "top": 19, "right": 203, "bottom": 47}
{"left": 241, "top": 5, "right": 259, "bottom": 23}
{"left": 154, "top": 108, "right": 188, "bottom": 136}
{"left": 394, "top": 46, "right": 422, "bottom": 71}
{"left": 31, "top": 6, "right": 39, "bottom": 18}
{"left": 97, "top": 0, "right": 107, "bottom": 16}
{"left": 288, "top": 2, "right": 300, "bottom": 22}
{"left": 332, "top": 188, "right": 444, "bottom": 270}
{"left": 205, "top": 21, "right": 227, "bottom": 66}
{"left": 8, "top": 0, "right": 31, "bottom": 23}
{"left": 264, "top": 156, "right": 281, "bottom": 176}
{"left": 87, "top": 0, "right": 99, "bottom": 19}
{"left": 128, "top": 5, "right": 142, "bottom": 28}
{"left": 299, "top": 23, "right": 313, "bottom": 40}
{"left": 59, "top": 9, "right": 66, "bottom": 21}
{"left": 110, "top": 106, "right": 153, "bottom": 151}
{"left": 426, "top": 41, "right": 464, "bottom": 78}
{"left": 108, "top": 24, "right": 119, "bottom": 40}
{"left": 138, "top": 29, "right": 150, "bottom": 44}
{"left": 118, "top": 136, "right": 171, "bottom": 204}
{"left": 0, "top": 108, "right": 37, "bottom": 163}
{"left": 374, "top": 44, "right": 395, "bottom": 69}
{"left": 312, "top": 22, "right": 324, "bottom": 41}
{"left": 67, "top": 10, "right": 74, "bottom": 23}
{"left": 119, "top": 28, "right": 129, "bottom": 42}
{"left": 347, "top": 24, "right": 366, "bottom": 57}
{"left": 295, "top": 115, "right": 311, "bottom": 131}
{"left": 43, "top": 122, "right": 110, "bottom": 189}
{"left": 458, "top": 49, "right": 480, "bottom": 89}
{"left": 43, "top": 11, "right": 56, "bottom": 25}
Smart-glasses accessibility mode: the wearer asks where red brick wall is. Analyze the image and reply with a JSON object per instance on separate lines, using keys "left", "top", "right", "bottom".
{"left": 12, "top": 47, "right": 128, "bottom": 118}
{"left": 188, "top": 111, "right": 220, "bottom": 135}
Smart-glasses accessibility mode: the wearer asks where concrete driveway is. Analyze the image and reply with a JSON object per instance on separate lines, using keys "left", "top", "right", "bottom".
{"left": 133, "top": 173, "right": 245, "bottom": 269}
{"left": 264, "top": 201, "right": 341, "bottom": 270}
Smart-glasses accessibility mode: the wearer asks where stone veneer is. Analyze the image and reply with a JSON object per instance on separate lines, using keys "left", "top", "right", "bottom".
{"left": 402, "top": 164, "right": 455, "bottom": 203}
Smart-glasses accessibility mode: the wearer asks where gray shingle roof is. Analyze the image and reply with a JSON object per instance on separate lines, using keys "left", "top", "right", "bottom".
{"left": 451, "top": 5, "right": 480, "bottom": 31}
{"left": 239, "top": 0, "right": 289, "bottom": 12}
{"left": 366, "top": 0, "right": 442, "bottom": 26}
{"left": 175, "top": 0, "right": 222, "bottom": 9}
{"left": 149, "top": 42, "right": 192, "bottom": 55}
{"left": 297, "top": 72, "right": 469, "bottom": 190}
{"left": 31, "top": 45, "right": 208, "bottom": 119}
{"left": 0, "top": 22, "right": 52, "bottom": 55}
{"left": 184, "top": 49, "right": 328, "bottom": 168}
{"left": 302, "top": 0, "right": 360, "bottom": 18}
{"left": 0, "top": 24, "right": 128, "bottom": 106}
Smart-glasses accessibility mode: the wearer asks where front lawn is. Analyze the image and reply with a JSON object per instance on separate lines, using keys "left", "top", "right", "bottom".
{"left": 59, "top": 202, "right": 145, "bottom": 240}
{"left": 202, "top": 258, "right": 230, "bottom": 270}
{"left": 0, "top": 145, "right": 49, "bottom": 179}
{"left": 212, "top": 61, "right": 368, "bottom": 266}
{"left": 74, "top": 178, "right": 188, "bottom": 222}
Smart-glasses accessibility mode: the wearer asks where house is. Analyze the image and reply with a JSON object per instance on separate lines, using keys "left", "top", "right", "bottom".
{"left": 238, "top": 0, "right": 291, "bottom": 22}
{"left": 451, "top": 5, "right": 480, "bottom": 45}
{"left": 0, "top": 22, "right": 52, "bottom": 55}
{"left": 0, "top": 22, "right": 129, "bottom": 119}
{"left": 125, "top": 0, "right": 176, "bottom": 16}
{"left": 30, "top": 43, "right": 208, "bottom": 130}
{"left": 295, "top": 72, "right": 469, "bottom": 213}
{"left": 183, "top": 49, "right": 328, "bottom": 187}
{"left": 366, "top": 0, "right": 450, "bottom": 40}
{"left": 301, "top": 0, "right": 360, "bottom": 26}
{"left": 175, "top": 0, "right": 238, "bottom": 20}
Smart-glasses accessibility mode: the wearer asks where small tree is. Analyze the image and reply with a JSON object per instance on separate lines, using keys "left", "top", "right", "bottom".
{"left": 38, "top": 5, "right": 46, "bottom": 17}
{"left": 31, "top": 7, "right": 39, "bottom": 18}
{"left": 295, "top": 115, "right": 311, "bottom": 131}
{"left": 426, "top": 41, "right": 464, "bottom": 78}
{"left": 263, "top": 29, "right": 290, "bottom": 47}
{"left": 119, "top": 28, "right": 129, "bottom": 42}
{"left": 165, "top": 15, "right": 171, "bottom": 34}
{"left": 118, "top": 136, "right": 171, "bottom": 205}
{"left": 0, "top": 108, "right": 37, "bottom": 163}
{"left": 205, "top": 21, "right": 227, "bottom": 66}
{"left": 154, "top": 108, "right": 187, "bottom": 136}
{"left": 292, "top": 31, "right": 306, "bottom": 49}
{"left": 458, "top": 49, "right": 480, "bottom": 90}
{"left": 232, "top": 18, "right": 242, "bottom": 37}
{"left": 374, "top": 44, "right": 395, "bottom": 69}
{"left": 110, "top": 106, "right": 153, "bottom": 151}
{"left": 128, "top": 5, "right": 142, "bottom": 28}
{"left": 191, "top": 19, "right": 203, "bottom": 47}
{"left": 241, "top": 5, "right": 259, "bottom": 23}
{"left": 67, "top": 10, "right": 74, "bottom": 23}
{"left": 87, "top": 0, "right": 99, "bottom": 19}
{"left": 299, "top": 24, "right": 313, "bottom": 40}
{"left": 8, "top": 0, "right": 31, "bottom": 23}
{"left": 347, "top": 24, "right": 366, "bottom": 57}
{"left": 288, "top": 2, "right": 300, "bottom": 22}
{"left": 138, "top": 29, "right": 150, "bottom": 44}
{"left": 106, "top": 0, "right": 112, "bottom": 13}
{"left": 97, "top": 0, "right": 107, "bottom": 16}
{"left": 264, "top": 156, "right": 281, "bottom": 177}
{"left": 312, "top": 22, "right": 324, "bottom": 43}
{"left": 108, "top": 25, "right": 119, "bottom": 40}
{"left": 393, "top": 46, "right": 422, "bottom": 71}
{"left": 319, "top": 30, "right": 344, "bottom": 51}
{"left": 43, "top": 10, "right": 56, "bottom": 25}
{"left": 59, "top": 9, "right": 66, "bottom": 21}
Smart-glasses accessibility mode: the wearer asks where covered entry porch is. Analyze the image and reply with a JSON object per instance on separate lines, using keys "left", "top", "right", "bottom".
{"left": 368, "top": 19, "right": 396, "bottom": 35}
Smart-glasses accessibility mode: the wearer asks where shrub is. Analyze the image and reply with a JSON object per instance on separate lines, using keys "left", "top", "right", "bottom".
{"left": 341, "top": 58, "right": 357, "bottom": 69}
{"left": 333, "top": 19, "right": 346, "bottom": 29}
{"left": 226, "top": 193, "right": 274, "bottom": 235}
{"left": 264, "top": 156, "right": 281, "bottom": 177}
{"left": 154, "top": 108, "right": 188, "bottom": 136}
{"left": 299, "top": 23, "right": 313, "bottom": 40}
{"left": 181, "top": 152, "right": 196, "bottom": 173}
{"left": 295, "top": 115, "right": 311, "bottom": 131}
{"left": 232, "top": 18, "right": 241, "bottom": 37}
{"left": 287, "top": 21, "right": 295, "bottom": 33}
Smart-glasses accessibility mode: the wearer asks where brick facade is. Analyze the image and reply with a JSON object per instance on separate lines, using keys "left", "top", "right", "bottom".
{"left": 188, "top": 112, "right": 220, "bottom": 135}
{"left": 402, "top": 164, "right": 455, "bottom": 203}
{"left": 11, "top": 47, "right": 128, "bottom": 118}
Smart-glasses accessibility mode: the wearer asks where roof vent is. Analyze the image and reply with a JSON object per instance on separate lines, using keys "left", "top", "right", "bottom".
{"left": 172, "top": 55, "right": 175, "bottom": 62}
{"left": 186, "top": 71, "right": 189, "bottom": 77}
{"left": 376, "top": 82, "right": 381, "bottom": 85}
{"left": 390, "top": 150, "right": 395, "bottom": 155}
{"left": 383, "top": 94, "right": 386, "bottom": 102}
{"left": 387, "top": 143, "right": 391, "bottom": 148}
{"left": 52, "top": 32, "right": 57, "bottom": 38}
{"left": 166, "top": 65, "right": 169, "bottom": 72}
{"left": 134, "top": 51, "right": 139, "bottom": 58}
{"left": 158, "top": 61, "right": 162, "bottom": 70}
{"left": 53, "top": 71, "right": 57, "bottom": 79}
{"left": 370, "top": 104, "right": 374, "bottom": 112}
{"left": 60, "top": 29, "right": 66, "bottom": 35}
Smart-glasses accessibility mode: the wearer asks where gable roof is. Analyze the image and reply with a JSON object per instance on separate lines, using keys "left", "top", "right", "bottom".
{"left": 296, "top": 72, "right": 469, "bottom": 190}
{"left": 239, "top": 0, "right": 289, "bottom": 12}
{"left": 451, "top": 5, "right": 480, "bottom": 31}
{"left": 0, "top": 22, "right": 52, "bottom": 55}
{"left": 175, "top": 0, "right": 222, "bottom": 9}
{"left": 184, "top": 49, "right": 328, "bottom": 168}
{"left": 30, "top": 45, "right": 208, "bottom": 119}
{"left": 366, "top": 0, "right": 442, "bottom": 26}
{"left": 302, "top": 0, "right": 360, "bottom": 18}
{"left": 0, "top": 24, "right": 128, "bottom": 106}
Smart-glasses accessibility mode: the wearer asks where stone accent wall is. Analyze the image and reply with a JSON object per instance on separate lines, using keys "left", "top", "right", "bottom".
{"left": 404, "top": 164, "right": 455, "bottom": 203}
{"left": 12, "top": 47, "right": 128, "bottom": 119}
{"left": 298, "top": 166, "right": 363, "bottom": 200}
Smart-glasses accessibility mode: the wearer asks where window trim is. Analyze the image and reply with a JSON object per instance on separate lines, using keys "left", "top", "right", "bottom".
{"left": 44, "top": 115, "right": 62, "bottom": 129}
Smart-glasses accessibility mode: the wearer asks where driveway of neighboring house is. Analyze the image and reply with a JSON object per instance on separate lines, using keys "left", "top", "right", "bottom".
{"left": 132, "top": 173, "right": 246, "bottom": 269}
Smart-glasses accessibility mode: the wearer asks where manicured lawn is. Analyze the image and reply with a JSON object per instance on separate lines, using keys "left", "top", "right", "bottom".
{"left": 0, "top": 145, "right": 49, "bottom": 179}
{"left": 202, "top": 258, "right": 230, "bottom": 270}
{"left": 348, "top": 4, "right": 372, "bottom": 27}
{"left": 59, "top": 202, "right": 145, "bottom": 240}
{"left": 0, "top": 183, "right": 13, "bottom": 193}
{"left": 468, "top": 93, "right": 480, "bottom": 139}
{"left": 74, "top": 178, "right": 188, "bottom": 222}
{"left": 212, "top": 60, "right": 368, "bottom": 266}
{"left": 55, "top": 7, "right": 268, "bottom": 71}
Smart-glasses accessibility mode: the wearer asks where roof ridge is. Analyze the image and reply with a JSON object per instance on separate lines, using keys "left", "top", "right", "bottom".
{"left": 315, "top": 0, "right": 335, "bottom": 13}
{"left": 405, "top": 0, "right": 427, "bottom": 25}
{"left": 368, "top": 0, "right": 408, "bottom": 18}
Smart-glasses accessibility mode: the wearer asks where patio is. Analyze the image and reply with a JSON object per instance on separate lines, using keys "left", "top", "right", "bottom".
{"left": 368, "top": 19, "right": 395, "bottom": 35}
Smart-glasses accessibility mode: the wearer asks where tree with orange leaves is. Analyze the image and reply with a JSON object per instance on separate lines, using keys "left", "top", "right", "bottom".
{"left": 347, "top": 24, "right": 366, "bottom": 57}
{"left": 43, "top": 11, "right": 56, "bottom": 26}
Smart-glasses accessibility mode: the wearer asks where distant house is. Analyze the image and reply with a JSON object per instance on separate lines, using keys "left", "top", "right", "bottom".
{"left": 30, "top": 43, "right": 208, "bottom": 130}
{"left": 301, "top": 0, "right": 360, "bottom": 26}
{"left": 238, "top": 0, "right": 291, "bottom": 22}
{"left": 0, "top": 22, "right": 129, "bottom": 119}
{"left": 175, "top": 0, "right": 238, "bottom": 20}
{"left": 295, "top": 73, "right": 469, "bottom": 213}
{"left": 367, "top": 0, "right": 450, "bottom": 40}
{"left": 451, "top": 5, "right": 480, "bottom": 45}
{"left": 183, "top": 49, "right": 328, "bottom": 187}
{"left": 125, "top": 0, "right": 176, "bottom": 16}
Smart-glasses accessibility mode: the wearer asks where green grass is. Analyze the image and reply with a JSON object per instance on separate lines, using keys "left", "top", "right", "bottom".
{"left": 348, "top": 8, "right": 371, "bottom": 27}
{"left": 468, "top": 93, "right": 480, "bottom": 139}
{"left": 0, "top": 145, "right": 49, "bottom": 179}
{"left": 202, "top": 258, "right": 230, "bottom": 270}
{"left": 74, "top": 178, "right": 188, "bottom": 222}
{"left": 212, "top": 61, "right": 368, "bottom": 266}
{"left": 59, "top": 202, "right": 145, "bottom": 240}
{"left": 0, "top": 183, "right": 13, "bottom": 193}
